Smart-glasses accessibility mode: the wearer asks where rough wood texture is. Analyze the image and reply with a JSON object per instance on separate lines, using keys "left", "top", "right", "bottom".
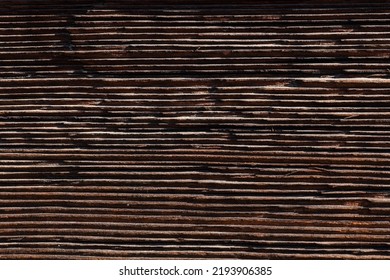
{"left": 1, "top": 0, "right": 390, "bottom": 259}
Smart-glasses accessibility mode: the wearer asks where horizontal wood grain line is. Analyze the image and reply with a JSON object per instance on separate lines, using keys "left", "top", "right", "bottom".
{"left": 1, "top": 0, "right": 389, "bottom": 259}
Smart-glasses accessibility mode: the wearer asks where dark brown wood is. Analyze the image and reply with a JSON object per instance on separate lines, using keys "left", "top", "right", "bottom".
{"left": 0, "top": 0, "right": 390, "bottom": 259}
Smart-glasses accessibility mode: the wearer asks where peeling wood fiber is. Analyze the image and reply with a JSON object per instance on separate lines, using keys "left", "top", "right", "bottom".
{"left": 1, "top": 0, "right": 390, "bottom": 259}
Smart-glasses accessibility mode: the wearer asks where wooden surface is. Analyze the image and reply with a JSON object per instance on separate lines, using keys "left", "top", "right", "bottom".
{"left": 1, "top": 0, "right": 390, "bottom": 259}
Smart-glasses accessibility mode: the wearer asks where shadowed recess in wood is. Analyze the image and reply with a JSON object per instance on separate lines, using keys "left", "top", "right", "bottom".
{"left": 0, "top": 0, "right": 390, "bottom": 259}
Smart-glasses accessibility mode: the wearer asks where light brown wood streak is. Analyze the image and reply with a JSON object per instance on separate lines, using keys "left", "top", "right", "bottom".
{"left": 0, "top": 0, "right": 390, "bottom": 259}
